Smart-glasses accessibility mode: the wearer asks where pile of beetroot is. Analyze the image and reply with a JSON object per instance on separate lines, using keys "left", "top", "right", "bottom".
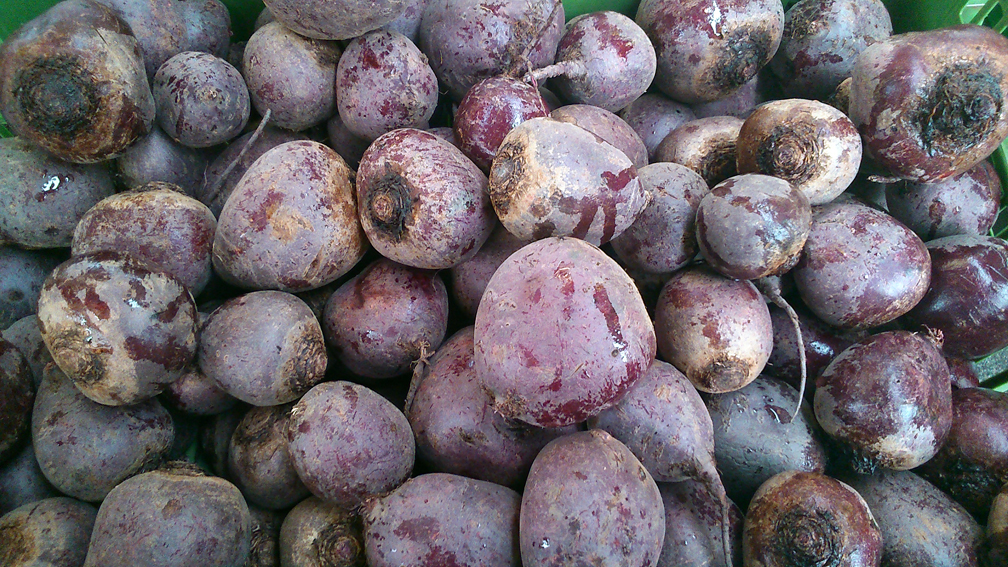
{"left": 2, "top": 0, "right": 1008, "bottom": 565}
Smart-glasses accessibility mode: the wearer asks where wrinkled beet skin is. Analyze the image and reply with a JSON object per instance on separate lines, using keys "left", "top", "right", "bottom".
{"left": 474, "top": 237, "right": 656, "bottom": 428}
{"left": 0, "top": 442, "right": 57, "bottom": 515}
{"left": 654, "top": 116, "right": 744, "bottom": 188}
{"left": 659, "top": 480, "right": 744, "bottom": 567}
{"left": 765, "top": 302, "right": 858, "bottom": 392}
{"left": 905, "top": 235, "right": 1008, "bottom": 360}
{"left": 610, "top": 162, "right": 709, "bottom": 275}
{"left": 0, "top": 0, "right": 155, "bottom": 163}
{"left": 520, "top": 430, "right": 665, "bottom": 567}
{"left": 886, "top": 161, "right": 1003, "bottom": 241}
{"left": 0, "top": 137, "right": 116, "bottom": 249}
{"left": 654, "top": 265, "right": 773, "bottom": 394}
{"left": 0, "top": 497, "right": 97, "bottom": 567}
{"left": 636, "top": 0, "right": 785, "bottom": 104}
{"left": 228, "top": 404, "right": 310, "bottom": 510}
{"left": 71, "top": 189, "right": 216, "bottom": 297}
{"left": 279, "top": 497, "right": 364, "bottom": 567}
{"left": 705, "top": 376, "right": 829, "bottom": 507}
{"left": 337, "top": 30, "right": 438, "bottom": 141}
{"left": 245, "top": 22, "right": 340, "bottom": 132}
{"left": 357, "top": 128, "right": 495, "bottom": 269}
{"left": 213, "top": 140, "right": 368, "bottom": 292}
{"left": 363, "top": 473, "right": 521, "bottom": 567}
{"left": 849, "top": 25, "right": 1008, "bottom": 183}
{"left": 287, "top": 381, "right": 415, "bottom": 508}
{"left": 793, "top": 201, "right": 931, "bottom": 329}
{"left": 418, "top": 0, "right": 564, "bottom": 101}
{"left": 769, "top": 0, "right": 892, "bottom": 99}
{"left": 814, "top": 331, "right": 952, "bottom": 472}
{"left": 31, "top": 365, "right": 174, "bottom": 502}
{"left": 846, "top": 469, "right": 982, "bottom": 567}
{"left": 550, "top": 11, "right": 657, "bottom": 113}
{"left": 265, "top": 0, "right": 406, "bottom": 40}
{"left": 199, "top": 290, "right": 327, "bottom": 406}
{"left": 448, "top": 225, "right": 528, "bottom": 319}
{"left": 550, "top": 104, "right": 649, "bottom": 170}
{"left": 38, "top": 252, "right": 198, "bottom": 406}
{"left": 619, "top": 93, "right": 696, "bottom": 160}
{"left": 695, "top": 174, "right": 811, "bottom": 280}
{"left": 83, "top": 464, "right": 251, "bottom": 567}
{"left": 409, "top": 327, "right": 575, "bottom": 488}
{"left": 489, "top": 117, "right": 647, "bottom": 246}
{"left": 744, "top": 471, "right": 882, "bottom": 567}
{"left": 0, "top": 339, "right": 33, "bottom": 463}
{"left": 916, "top": 388, "right": 1008, "bottom": 520}
{"left": 322, "top": 258, "right": 449, "bottom": 379}
{"left": 153, "top": 52, "right": 249, "bottom": 149}
{"left": 116, "top": 126, "right": 209, "bottom": 195}
{"left": 455, "top": 76, "right": 550, "bottom": 171}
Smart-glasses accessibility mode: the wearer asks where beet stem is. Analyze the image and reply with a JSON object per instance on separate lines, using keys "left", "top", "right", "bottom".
{"left": 756, "top": 277, "right": 806, "bottom": 423}
{"left": 525, "top": 60, "right": 586, "bottom": 84}
{"left": 699, "top": 459, "right": 732, "bottom": 567}
{"left": 203, "top": 108, "right": 273, "bottom": 205}
{"left": 403, "top": 340, "right": 432, "bottom": 414}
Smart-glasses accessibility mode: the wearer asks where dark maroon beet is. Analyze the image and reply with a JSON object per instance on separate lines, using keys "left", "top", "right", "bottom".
{"left": 658, "top": 480, "right": 743, "bottom": 567}
{"left": 904, "top": 234, "right": 1008, "bottom": 360}
{"left": 246, "top": 506, "right": 283, "bottom": 567}
{"left": 610, "top": 162, "right": 709, "bottom": 275}
{"left": 846, "top": 469, "right": 982, "bottom": 567}
{"left": 447, "top": 224, "right": 528, "bottom": 320}
{"left": 407, "top": 327, "right": 574, "bottom": 488}
{"left": 199, "top": 404, "right": 247, "bottom": 478}
{"left": 916, "top": 387, "right": 1008, "bottom": 521}
{"left": 0, "top": 339, "right": 33, "bottom": 464}
{"left": 0, "top": 247, "right": 63, "bottom": 330}
{"left": 814, "top": 330, "right": 952, "bottom": 472}
{"left": 228, "top": 404, "right": 310, "bottom": 510}
{"left": 990, "top": 486, "right": 1008, "bottom": 567}
{"left": 454, "top": 76, "right": 549, "bottom": 171}
{"left": 619, "top": 92, "right": 696, "bottom": 160}
{"left": 765, "top": 302, "right": 859, "bottom": 393}
{"left": 322, "top": 258, "right": 448, "bottom": 379}
{"left": 886, "top": 161, "right": 1003, "bottom": 241}
{"left": 550, "top": 104, "right": 649, "bottom": 169}
{"left": 0, "top": 497, "right": 98, "bottom": 567}
{"left": 946, "top": 357, "right": 981, "bottom": 389}
{"left": 792, "top": 201, "right": 931, "bottom": 329}
{"left": 744, "top": 471, "right": 882, "bottom": 567}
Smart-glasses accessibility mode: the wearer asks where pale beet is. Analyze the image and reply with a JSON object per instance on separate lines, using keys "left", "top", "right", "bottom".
{"left": 228, "top": 403, "right": 310, "bottom": 511}
{"left": 658, "top": 480, "right": 744, "bottom": 567}
{"left": 550, "top": 104, "right": 648, "bottom": 169}
{"left": 279, "top": 497, "right": 364, "bottom": 567}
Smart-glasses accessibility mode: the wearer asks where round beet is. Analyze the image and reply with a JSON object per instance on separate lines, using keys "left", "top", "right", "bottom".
{"left": 212, "top": 140, "right": 367, "bottom": 292}
{"left": 655, "top": 116, "right": 744, "bottom": 188}
{"left": 243, "top": 22, "right": 340, "bottom": 132}
{"left": 744, "top": 471, "right": 882, "bottom": 567}
{"left": 619, "top": 93, "right": 696, "bottom": 160}
{"left": 885, "top": 161, "right": 1003, "bottom": 240}
{"left": 0, "top": 497, "right": 97, "bottom": 567}
{"left": 0, "top": 137, "right": 116, "bottom": 249}
{"left": 849, "top": 25, "right": 1008, "bottom": 182}
{"left": 637, "top": 0, "right": 785, "bottom": 104}
{"left": 116, "top": 126, "right": 209, "bottom": 195}
{"left": 287, "top": 381, "right": 415, "bottom": 508}
{"left": 454, "top": 76, "right": 550, "bottom": 171}
{"left": 815, "top": 330, "right": 952, "bottom": 472}
{"left": 690, "top": 67, "right": 780, "bottom": 119}
{"left": 0, "top": 0, "right": 154, "bottom": 163}
{"left": 407, "top": 327, "right": 574, "bottom": 487}
{"left": 363, "top": 473, "right": 521, "bottom": 567}
{"left": 418, "top": 0, "right": 564, "bottom": 100}
{"left": 0, "top": 340, "right": 33, "bottom": 464}
{"left": 357, "top": 128, "right": 494, "bottom": 269}
{"left": 736, "top": 98, "right": 862, "bottom": 205}
{"left": 337, "top": 30, "right": 438, "bottom": 141}
{"left": 654, "top": 265, "right": 773, "bottom": 394}
{"left": 245, "top": 506, "right": 282, "bottom": 567}
{"left": 31, "top": 365, "right": 173, "bottom": 502}
{"left": 0, "top": 442, "right": 57, "bottom": 516}
{"left": 153, "top": 51, "right": 249, "bottom": 148}
{"left": 520, "top": 430, "right": 665, "bottom": 567}
{"left": 990, "top": 486, "right": 1008, "bottom": 566}
{"left": 447, "top": 225, "right": 528, "bottom": 320}
{"left": 279, "top": 497, "right": 364, "bottom": 567}
{"left": 38, "top": 252, "right": 198, "bottom": 406}
{"left": 322, "top": 258, "right": 449, "bottom": 379}
{"left": 265, "top": 0, "right": 405, "bottom": 40}
{"left": 696, "top": 174, "right": 811, "bottom": 280}
{"left": 792, "top": 200, "right": 931, "bottom": 329}
{"left": 83, "top": 463, "right": 251, "bottom": 567}
{"left": 904, "top": 234, "right": 1008, "bottom": 360}
{"left": 610, "top": 162, "right": 709, "bottom": 275}
{"left": 489, "top": 117, "right": 648, "bottom": 245}
{"left": 550, "top": 104, "right": 649, "bottom": 169}
{"left": 199, "top": 291, "right": 326, "bottom": 406}
{"left": 474, "top": 237, "right": 656, "bottom": 428}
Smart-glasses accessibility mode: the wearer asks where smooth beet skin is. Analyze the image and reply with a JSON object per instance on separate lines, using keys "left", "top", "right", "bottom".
{"left": 454, "top": 76, "right": 549, "bottom": 171}
{"left": 474, "top": 237, "right": 656, "bottom": 428}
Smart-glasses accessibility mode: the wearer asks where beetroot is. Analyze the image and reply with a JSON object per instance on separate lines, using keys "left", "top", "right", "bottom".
{"left": 116, "top": 126, "right": 209, "bottom": 194}
{"left": 885, "top": 161, "right": 1003, "bottom": 240}
{"left": 357, "top": 128, "right": 494, "bottom": 269}
{"left": 474, "top": 237, "right": 656, "bottom": 427}
{"left": 765, "top": 303, "right": 858, "bottom": 393}
{"left": 550, "top": 104, "right": 649, "bottom": 169}
{"left": 655, "top": 116, "right": 744, "bottom": 188}
{"left": 0, "top": 497, "right": 97, "bottom": 567}
{"left": 279, "top": 497, "right": 364, "bottom": 567}
{"left": 0, "top": 248, "right": 63, "bottom": 331}
{"left": 321, "top": 258, "right": 449, "bottom": 379}
{"left": 454, "top": 76, "right": 549, "bottom": 171}
{"left": 447, "top": 225, "right": 528, "bottom": 320}
{"left": 814, "top": 330, "right": 952, "bottom": 472}
{"left": 264, "top": 0, "right": 405, "bottom": 40}
{"left": 228, "top": 404, "right": 310, "bottom": 510}
{"left": 619, "top": 93, "right": 696, "bottom": 160}
{"left": 0, "top": 442, "right": 57, "bottom": 515}
{"left": 0, "top": 339, "right": 33, "bottom": 464}
{"left": 520, "top": 430, "right": 665, "bottom": 567}
{"left": 1, "top": 316, "right": 53, "bottom": 387}
{"left": 990, "top": 486, "right": 1008, "bottom": 566}
{"left": 363, "top": 473, "right": 521, "bottom": 567}
{"left": 658, "top": 480, "right": 744, "bottom": 567}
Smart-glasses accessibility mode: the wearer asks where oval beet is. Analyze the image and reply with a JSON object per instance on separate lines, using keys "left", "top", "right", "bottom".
{"left": 322, "top": 258, "right": 448, "bottom": 379}
{"left": 549, "top": 104, "right": 649, "bottom": 170}
{"left": 199, "top": 290, "right": 326, "bottom": 406}
{"left": 357, "top": 128, "right": 495, "bottom": 269}
{"left": 904, "top": 234, "right": 1008, "bottom": 360}
{"left": 0, "top": 0, "right": 154, "bottom": 163}
{"left": 744, "top": 471, "right": 882, "bottom": 567}
{"left": 658, "top": 480, "right": 744, "bottom": 567}
{"left": 815, "top": 330, "right": 952, "bottom": 472}
{"left": 474, "top": 237, "right": 656, "bottom": 428}
{"left": 454, "top": 76, "right": 549, "bottom": 171}
{"left": 116, "top": 126, "right": 209, "bottom": 195}
{"left": 792, "top": 200, "right": 931, "bottom": 329}
{"left": 38, "top": 252, "right": 198, "bottom": 406}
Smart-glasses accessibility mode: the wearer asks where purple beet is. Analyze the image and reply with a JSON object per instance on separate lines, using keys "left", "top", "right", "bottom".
{"left": 454, "top": 76, "right": 549, "bottom": 171}
{"left": 658, "top": 480, "right": 744, "bottom": 567}
{"left": 1, "top": 316, "right": 52, "bottom": 387}
{"left": 0, "top": 339, "right": 33, "bottom": 464}
{"left": 447, "top": 225, "right": 528, "bottom": 320}
{"left": 765, "top": 302, "right": 859, "bottom": 393}
{"left": 116, "top": 126, "right": 210, "bottom": 195}
{"left": 278, "top": 497, "right": 364, "bottom": 567}
{"left": 228, "top": 403, "right": 310, "bottom": 510}
{"left": 0, "top": 497, "right": 97, "bottom": 567}
{"left": 0, "top": 442, "right": 57, "bottom": 515}
{"left": 550, "top": 104, "right": 649, "bottom": 169}
{"left": 619, "top": 93, "right": 696, "bottom": 160}
{"left": 655, "top": 116, "right": 744, "bottom": 188}
{"left": 886, "top": 161, "right": 1003, "bottom": 241}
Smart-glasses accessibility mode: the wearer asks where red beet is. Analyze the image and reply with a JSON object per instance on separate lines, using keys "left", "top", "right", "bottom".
{"left": 454, "top": 76, "right": 549, "bottom": 172}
